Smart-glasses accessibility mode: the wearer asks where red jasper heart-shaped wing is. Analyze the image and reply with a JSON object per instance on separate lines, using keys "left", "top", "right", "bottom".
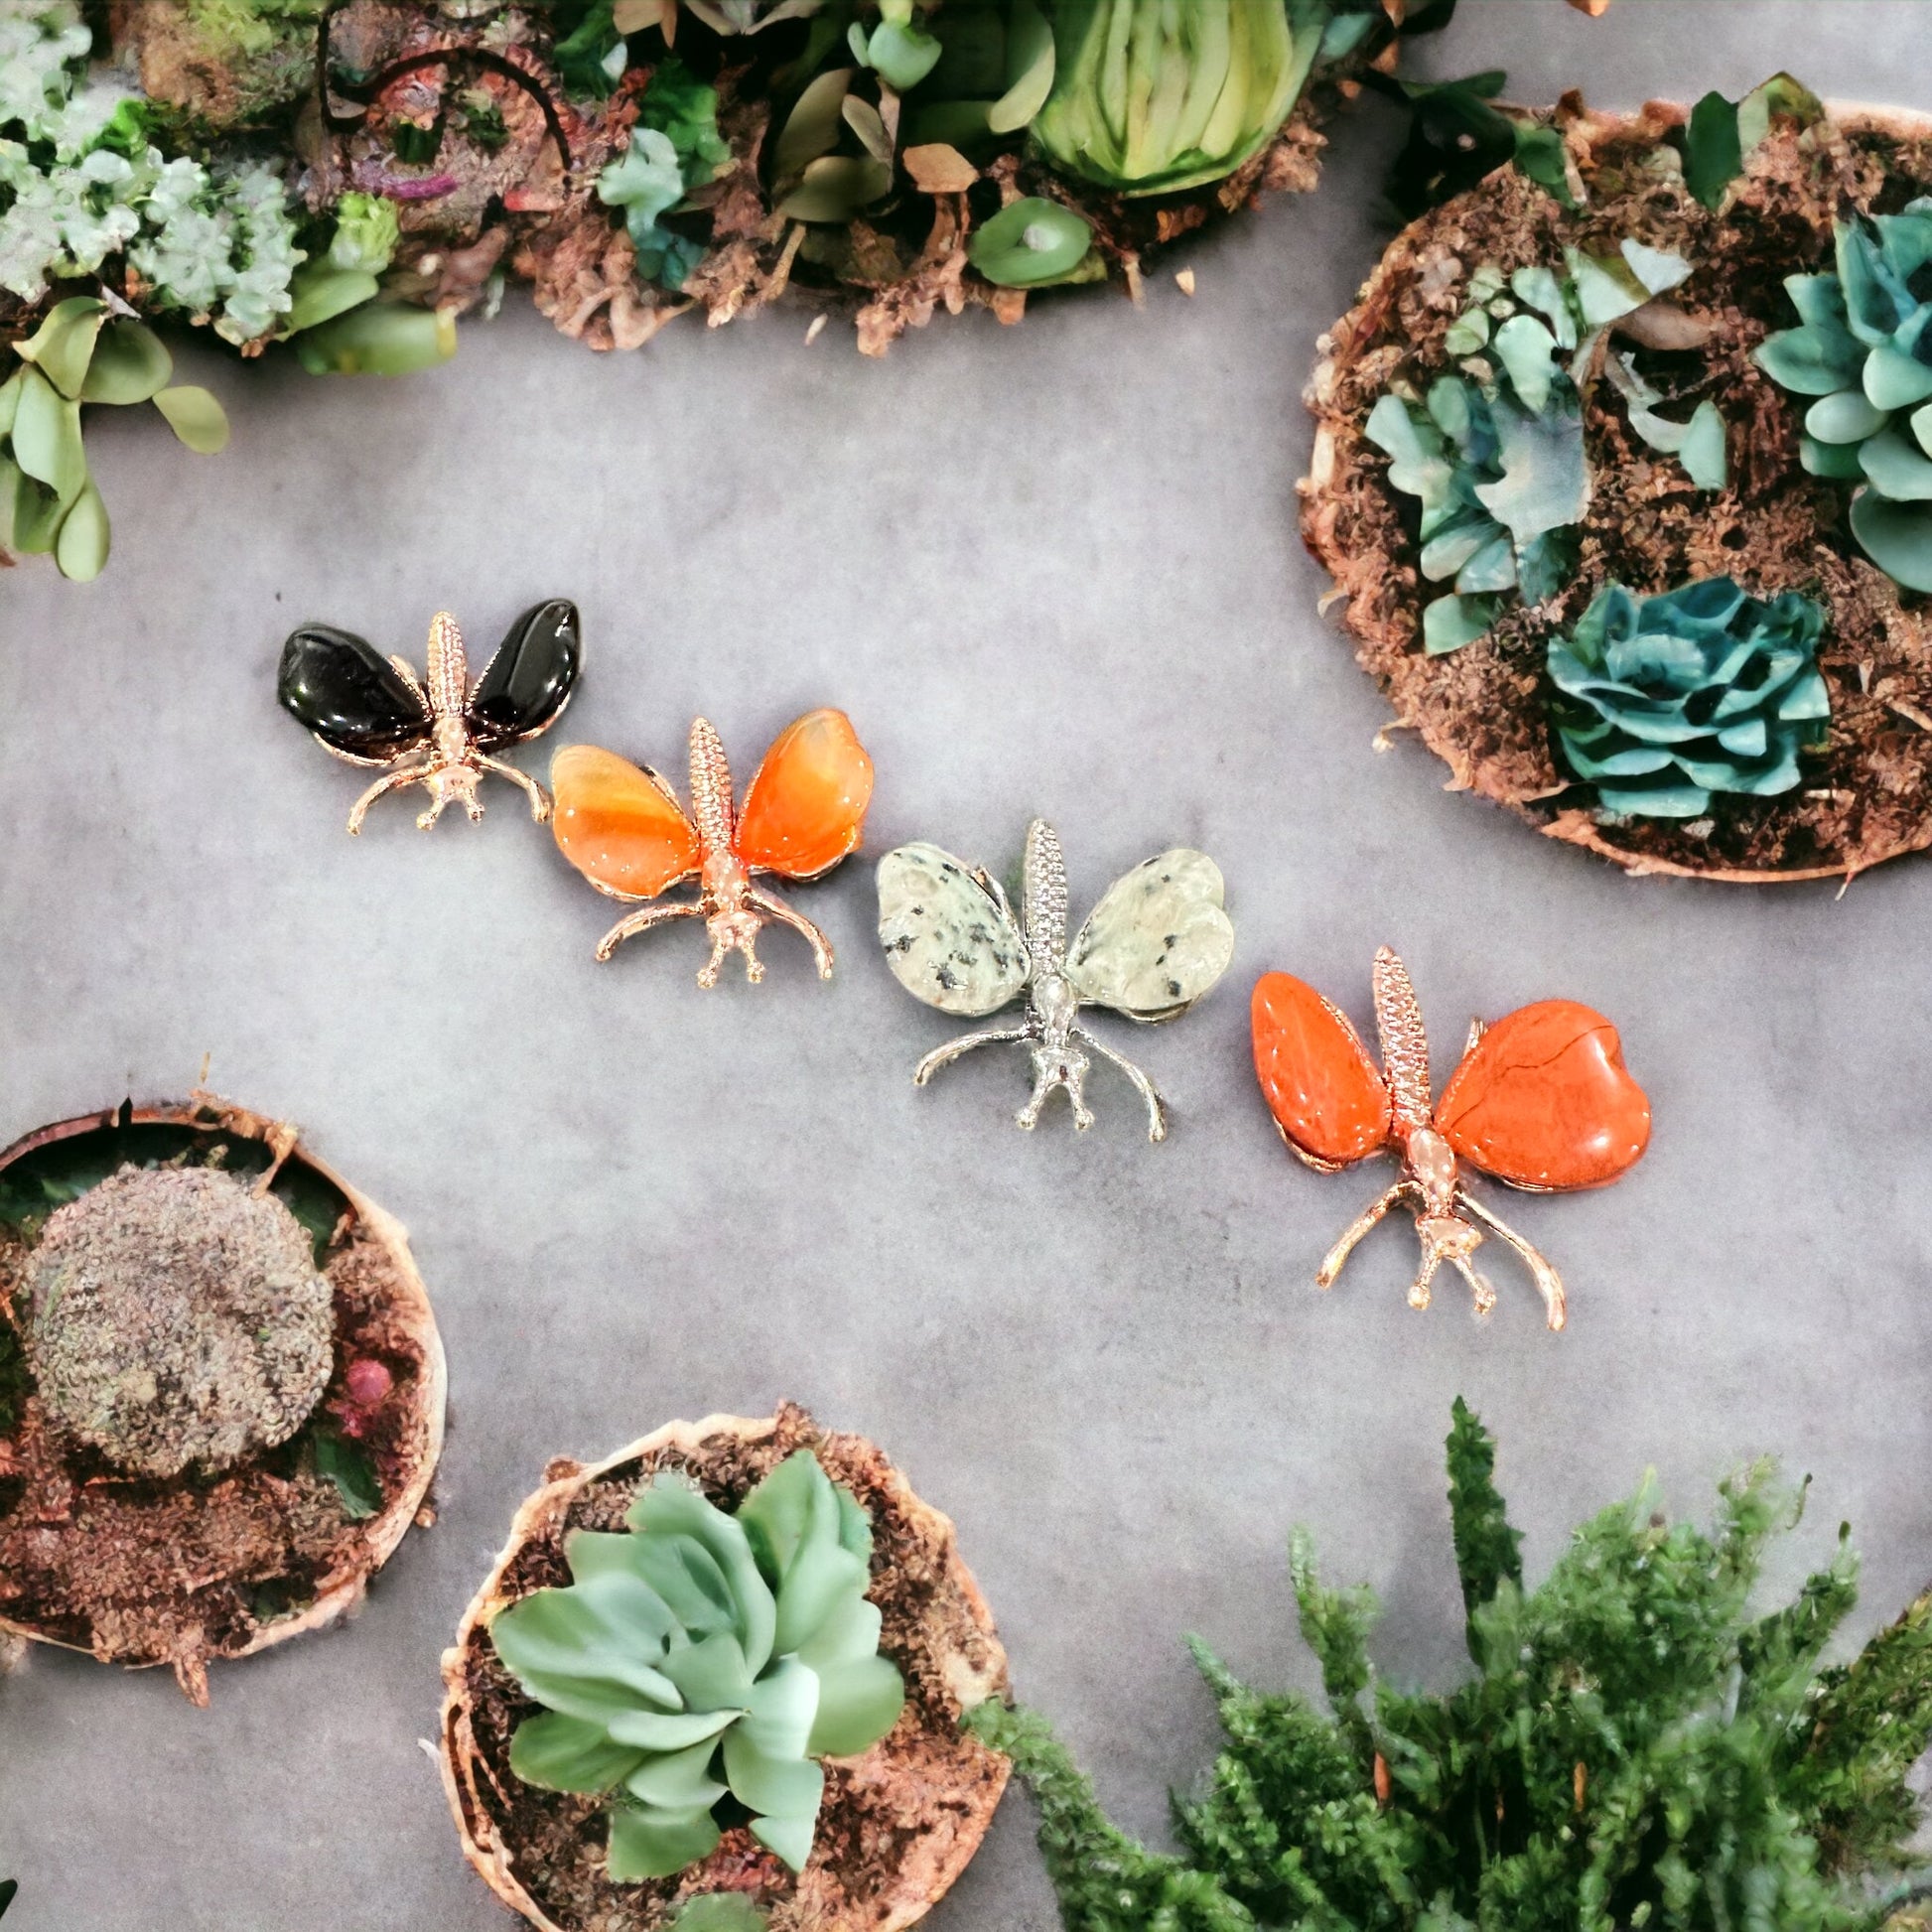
{"left": 1436, "top": 1000, "right": 1650, "bottom": 1191}
{"left": 1252, "top": 972, "right": 1393, "bottom": 1167}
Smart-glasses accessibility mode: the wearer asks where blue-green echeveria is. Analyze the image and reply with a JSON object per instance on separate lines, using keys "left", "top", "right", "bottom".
{"left": 489, "top": 1450, "right": 905, "bottom": 1883}
{"left": 1546, "top": 577, "right": 1831, "bottom": 819}
{"left": 1756, "top": 201, "right": 1932, "bottom": 593}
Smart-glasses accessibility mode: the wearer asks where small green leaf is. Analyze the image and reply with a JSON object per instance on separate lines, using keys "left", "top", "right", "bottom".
{"left": 79, "top": 320, "right": 173, "bottom": 405}
{"left": 16, "top": 296, "right": 106, "bottom": 401}
{"left": 1685, "top": 89, "right": 1743, "bottom": 208}
{"left": 1424, "top": 594, "right": 1496, "bottom": 654}
{"left": 313, "top": 1427, "right": 382, "bottom": 1520}
{"left": 967, "top": 197, "right": 1093, "bottom": 287}
{"left": 1511, "top": 122, "right": 1573, "bottom": 206}
{"left": 841, "top": 93, "right": 893, "bottom": 166}
{"left": 670, "top": 1898, "right": 766, "bottom": 1932}
{"left": 988, "top": 0, "right": 1053, "bottom": 135}
{"left": 862, "top": 19, "right": 942, "bottom": 91}
{"left": 774, "top": 68, "right": 855, "bottom": 179}
{"left": 10, "top": 470, "right": 68, "bottom": 555}
{"left": 1678, "top": 400, "right": 1728, "bottom": 490}
{"left": 54, "top": 478, "right": 109, "bottom": 582}
{"left": 11, "top": 366, "right": 86, "bottom": 501}
{"left": 0, "top": 368, "right": 22, "bottom": 439}
{"left": 1735, "top": 70, "right": 1823, "bottom": 153}
{"left": 774, "top": 154, "right": 894, "bottom": 223}
{"left": 154, "top": 385, "right": 231, "bottom": 454}
{"left": 608, "top": 1800, "right": 723, "bottom": 1881}
{"left": 293, "top": 307, "right": 457, "bottom": 377}
{"left": 287, "top": 263, "right": 382, "bottom": 335}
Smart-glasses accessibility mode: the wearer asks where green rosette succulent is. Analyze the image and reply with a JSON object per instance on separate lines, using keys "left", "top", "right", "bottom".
{"left": 1757, "top": 202, "right": 1932, "bottom": 593}
{"left": 489, "top": 1449, "right": 905, "bottom": 1883}
{"left": 1546, "top": 577, "right": 1831, "bottom": 819}
{"left": 1031, "top": 0, "right": 1327, "bottom": 197}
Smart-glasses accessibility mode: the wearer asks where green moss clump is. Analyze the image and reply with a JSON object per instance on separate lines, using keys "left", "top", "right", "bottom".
{"left": 970, "top": 1401, "right": 1932, "bottom": 1932}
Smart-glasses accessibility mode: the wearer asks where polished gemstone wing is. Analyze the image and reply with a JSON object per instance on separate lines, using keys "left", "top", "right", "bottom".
{"left": 550, "top": 745, "right": 701, "bottom": 899}
{"left": 876, "top": 843, "right": 1030, "bottom": 1017}
{"left": 1063, "top": 850, "right": 1234, "bottom": 1019}
{"left": 735, "top": 709, "right": 875, "bottom": 879}
{"left": 1251, "top": 971, "right": 1393, "bottom": 1167}
{"left": 278, "top": 622, "right": 430, "bottom": 759}
{"left": 1436, "top": 999, "right": 1651, "bottom": 1190}
{"left": 466, "top": 598, "right": 582, "bottom": 747}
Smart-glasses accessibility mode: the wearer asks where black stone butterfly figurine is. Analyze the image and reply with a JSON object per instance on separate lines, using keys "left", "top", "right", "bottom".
{"left": 279, "top": 601, "right": 581, "bottom": 833}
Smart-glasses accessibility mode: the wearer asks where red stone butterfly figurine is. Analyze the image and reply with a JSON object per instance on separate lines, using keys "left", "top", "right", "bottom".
{"left": 1251, "top": 947, "right": 1651, "bottom": 1329}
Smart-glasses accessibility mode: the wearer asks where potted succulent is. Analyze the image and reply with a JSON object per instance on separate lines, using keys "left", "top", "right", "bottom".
{"left": 440, "top": 1403, "right": 1008, "bottom": 1930}
{"left": 972, "top": 1399, "right": 1932, "bottom": 1930}
{"left": 0, "top": 1094, "right": 445, "bottom": 1704}
{"left": 1303, "top": 82, "right": 1932, "bottom": 882}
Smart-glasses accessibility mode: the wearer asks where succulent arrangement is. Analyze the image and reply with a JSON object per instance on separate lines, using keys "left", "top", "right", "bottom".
{"left": 1305, "top": 86, "right": 1932, "bottom": 882}
{"left": 1365, "top": 240, "right": 1705, "bottom": 655}
{"left": 1757, "top": 203, "right": 1932, "bottom": 594}
{"left": 490, "top": 1447, "right": 905, "bottom": 1881}
{"left": 1547, "top": 578, "right": 1832, "bottom": 819}
{"left": 970, "top": 1399, "right": 1932, "bottom": 1932}
{"left": 0, "top": 1099, "right": 444, "bottom": 1703}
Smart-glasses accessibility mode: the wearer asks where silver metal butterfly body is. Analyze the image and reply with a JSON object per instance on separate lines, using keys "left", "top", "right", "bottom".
{"left": 877, "top": 819, "right": 1235, "bottom": 1141}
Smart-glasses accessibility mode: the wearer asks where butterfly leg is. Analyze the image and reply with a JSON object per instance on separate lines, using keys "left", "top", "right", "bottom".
{"left": 1415, "top": 1212, "right": 1487, "bottom": 1314}
{"left": 746, "top": 884, "right": 834, "bottom": 981}
{"left": 913, "top": 1026, "right": 1029, "bottom": 1089}
{"left": 1017, "top": 1040, "right": 1094, "bottom": 1134}
{"left": 1074, "top": 1027, "right": 1168, "bottom": 1143}
{"left": 345, "top": 760, "right": 431, "bottom": 834}
{"left": 476, "top": 753, "right": 553, "bottom": 824}
{"left": 1315, "top": 1181, "right": 1413, "bottom": 1291}
{"left": 1454, "top": 1190, "right": 1567, "bottom": 1331}
{"left": 593, "top": 899, "right": 703, "bottom": 963}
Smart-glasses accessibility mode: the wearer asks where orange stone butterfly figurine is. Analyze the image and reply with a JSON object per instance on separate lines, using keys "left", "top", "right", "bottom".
{"left": 548, "top": 711, "right": 873, "bottom": 986}
{"left": 1251, "top": 948, "right": 1651, "bottom": 1329}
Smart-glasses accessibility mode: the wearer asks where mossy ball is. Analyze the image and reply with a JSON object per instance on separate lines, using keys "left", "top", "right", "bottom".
{"left": 23, "top": 1166, "right": 335, "bottom": 1479}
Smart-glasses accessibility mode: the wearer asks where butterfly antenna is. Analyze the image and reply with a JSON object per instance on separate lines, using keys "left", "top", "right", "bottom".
{"left": 1372, "top": 946, "right": 1433, "bottom": 1134}
{"left": 425, "top": 612, "right": 469, "bottom": 719}
{"left": 688, "top": 718, "right": 737, "bottom": 852}
{"left": 1022, "top": 819, "right": 1069, "bottom": 970}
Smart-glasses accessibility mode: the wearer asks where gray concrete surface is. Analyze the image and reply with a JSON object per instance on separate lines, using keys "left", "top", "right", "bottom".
{"left": 3, "top": 4, "right": 1931, "bottom": 1925}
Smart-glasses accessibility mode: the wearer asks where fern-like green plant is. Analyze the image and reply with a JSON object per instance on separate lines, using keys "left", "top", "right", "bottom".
{"left": 969, "top": 1400, "right": 1932, "bottom": 1932}
{"left": 490, "top": 1449, "right": 904, "bottom": 1883}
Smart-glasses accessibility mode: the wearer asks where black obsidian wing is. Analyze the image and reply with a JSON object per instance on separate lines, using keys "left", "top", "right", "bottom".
{"left": 279, "top": 624, "right": 431, "bottom": 759}
{"left": 466, "top": 599, "right": 582, "bottom": 748}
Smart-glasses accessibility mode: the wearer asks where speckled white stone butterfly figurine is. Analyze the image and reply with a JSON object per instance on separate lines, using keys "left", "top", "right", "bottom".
{"left": 876, "top": 819, "right": 1235, "bottom": 1142}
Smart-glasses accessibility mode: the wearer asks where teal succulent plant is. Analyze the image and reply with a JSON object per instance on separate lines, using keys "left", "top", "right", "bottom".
{"left": 1756, "top": 202, "right": 1932, "bottom": 593}
{"left": 490, "top": 1449, "right": 905, "bottom": 1882}
{"left": 1031, "top": 0, "right": 1327, "bottom": 197}
{"left": 969, "top": 1399, "right": 1932, "bottom": 1932}
{"left": 1546, "top": 577, "right": 1831, "bottom": 819}
{"left": 1368, "top": 241, "right": 1697, "bottom": 654}
{"left": 599, "top": 60, "right": 733, "bottom": 289}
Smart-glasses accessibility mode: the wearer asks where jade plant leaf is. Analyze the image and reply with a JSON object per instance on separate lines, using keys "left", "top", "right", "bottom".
{"left": 153, "top": 385, "right": 231, "bottom": 454}
{"left": 79, "top": 320, "right": 172, "bottom": 405}
{"left": 11, "top": 367, "right": 86, "bottom": 502}
{"left": 53, "top": 478, "right": 108, "bottom": 582}
{"left": 16, "top": 296, "right": 106, "bottom": 401}
{"left": 491, "top": 1449, "right": 902, "bottom": 1884}
{"left": 1849, "top": 489, "right": 1932, "bottom": 594}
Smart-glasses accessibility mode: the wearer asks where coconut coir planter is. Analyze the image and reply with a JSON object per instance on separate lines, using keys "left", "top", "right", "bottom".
{"left": 0, "top": 1095, "right": 445, "bottom": 1704}
{"left": 440, "top": 1404, "right": 1008, "bottom": 1931}
{"left": 1304, "top": 92, "right": 1932, "bottom": 883}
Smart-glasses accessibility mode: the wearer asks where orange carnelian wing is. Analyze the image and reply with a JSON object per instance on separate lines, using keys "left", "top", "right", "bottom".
{"left": 736, "top": 709, "right": 875, "bottom": 880}
{"left": 1252, "top": 972, "right": 1392, "bottom": 1167}
{"left": 1435, "top": 1000, "right": 1650, "bottom": 1191}
{"left": 550, "top": 745, "right": 701, "bottom": 899}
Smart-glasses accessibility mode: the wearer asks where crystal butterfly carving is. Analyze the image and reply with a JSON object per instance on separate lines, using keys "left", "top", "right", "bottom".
{"left": 1251, "top": 947, "right": 1651, "bottom": 1329}
{"left": 877, "top": 820, "right": 1235, "bottom": 1142}
{"left": 278, "top": 601, "right": 581, "bottom": 833}
{"left": 549, "top": 711, "right": 874, "bottom": 986}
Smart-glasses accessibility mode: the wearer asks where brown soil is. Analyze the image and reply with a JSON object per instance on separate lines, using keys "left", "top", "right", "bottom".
{"left": 440, "top": 1405, "right": 1010, "bottom": 1932}
{"left": 0, "top": 1097, "right": 445, "bottom": 1704}
{"left": 1302, "top": 96, "right": 1932, "bottom": 882}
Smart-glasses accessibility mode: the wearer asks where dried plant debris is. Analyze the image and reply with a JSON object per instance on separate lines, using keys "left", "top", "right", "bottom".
{"left": 0, "top": 1099, "right": 443, "bottom": 1704}
{"left": 441, "top": 1403, "right": 1009, "bottom": 1932}
{"left": 1304, "top": 87, "right": 1932, "bottom": 882}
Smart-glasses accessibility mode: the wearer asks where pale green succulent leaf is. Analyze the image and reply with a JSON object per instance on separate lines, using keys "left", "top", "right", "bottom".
{"left": 1490, "top": 313, "right": 1558, "bottom": 415}
{"left": 988, "top": 0, "right": 1055, "bottom": 134}
{"left": 670, "top": 1898, "right": 767, "bottom": 1932}
{"left": 624, "top": 1738, "right": 731, "bottom": 1811}
{"left": 1858, "top": 426, "right": 1932, "bottom": 501}
{"left": 750, "top": 1800, "right": 823, "bottom": 1873}
{"left": 968, "top": 198, "right": 1093, "bottom": 287}
{"left": 17, "top": 296, "right": 105, "bottom": 400}
{"left": 490, "top": 1572, "right": 687, "bottom": 1718}
{"left": 1863, "top": 343, "right": 1932, "bottom": 412}
{"left": 631, "top": 1476, "right": 777, "bottom": 1674}
{"left": 508, "top": 1712, "right": 648, "bottom": 1795}
{"left": 1911, "top": 400, "right": 1932, "bottom": 458}
{"left": 153, "top": 385, "right": 231, "bottom": 454}
{"left": 1508, "top": 265, "right": 1577, "bottom": 347}
{"left": 1423, "top": 595, "right": 1495, "bottom": 655}
{"left": 11, "top": 367, "right": 86, "bottom": 500}
{"left": 606, "top": 1705, "right": 743, "bottom": 1753}
{"left": 1786, "top": 272, "right": 1849, "bottom": 330}
{"left": 840, "top": 93, "right": 893, "bottom": 166}
{"left": 53, "top": 476, "right": 108, "bottom": 582}
{"left": 287, "top": 263, "right": 381, "bottom": 336}
{"left": 1472, "top": 399, "right": 1588, "bottom": 545}
{"left": 608, "top": 1801, "right": 723, "bottom": 1881}
{"left": 660, "top": 1631, "right": 756, "bottom": 1714}
{"left": 1364, "top": 393, "right": 1451, "bottom": 515}
{"left": 1805, "top": 388, "right": 1887, "bottom": 446}
{"left": 10, "top": 471, "right": 67, "bottom": 555}
{"left": 294, "top": 306, "right": 457, "bottom": 377}
{"left": 1754, "top": 323, "right": 1864, "bottom": 396}
{"left": 1452, "top": 533, "right": 1517, "bottom": 595}
{"left": 774, "top": 154, "right": 894, "bottom": 222}
{"left": 797, "top": 1587, "right": 883, "bottom": 1670}
{"left": 1850, "top": 488, "right": 1932, "bottom": 593}
{"left": 807, "top": 1654, "right": 906, "bottom": 1758}
{"left": 774, "top": 68, "right": 854, "bottom": 179}
{"left": 1801, "top": 435, "right": 1866, "bottom": 480}
{"left": 862, "top": 18, "right": 942, "bottom": 90}
{"left": 78, "top": 320, "right": 172, "bottom": 405}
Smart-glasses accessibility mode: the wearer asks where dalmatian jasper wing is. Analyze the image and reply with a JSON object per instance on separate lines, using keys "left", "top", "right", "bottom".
{"left": 1064, "top": 849, "right": 1235, "bottom": 1019}
{"left": 877, "top": 843, "right": 1032, "bottom": 1017}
